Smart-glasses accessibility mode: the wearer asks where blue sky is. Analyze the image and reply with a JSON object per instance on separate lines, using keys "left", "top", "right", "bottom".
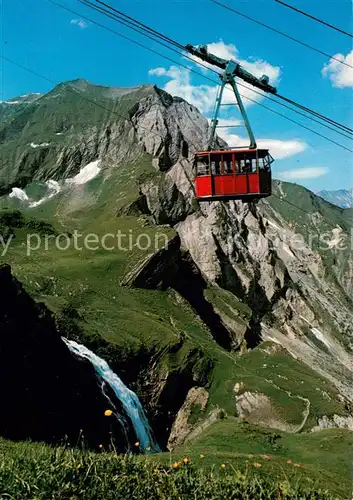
{"left": 1, "top": 0, "right": 352, "bottom": 192}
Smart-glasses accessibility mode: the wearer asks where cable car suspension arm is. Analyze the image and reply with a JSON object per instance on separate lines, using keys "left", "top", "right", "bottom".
{"left": 186, "top": 45, "right": 277, "bottom": 150}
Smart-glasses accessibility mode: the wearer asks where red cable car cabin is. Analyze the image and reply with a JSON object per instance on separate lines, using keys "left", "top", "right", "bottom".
{"left": 195, "top": 148, "right": 273, "bottom": 201}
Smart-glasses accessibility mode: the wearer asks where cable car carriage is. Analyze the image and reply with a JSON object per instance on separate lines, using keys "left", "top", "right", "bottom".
{"left": 195, "top": 148, "right": 273, "bottom": 201}
{"left": 188, "top": 44, "right": 276, "bottom": 203}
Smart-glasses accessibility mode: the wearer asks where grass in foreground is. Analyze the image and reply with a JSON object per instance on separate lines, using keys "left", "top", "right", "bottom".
{"left": 0, "top": 438, "right": 336, "bottom": 500}
{"left": 177, "top": 419, "right": 353, "bottom": 499}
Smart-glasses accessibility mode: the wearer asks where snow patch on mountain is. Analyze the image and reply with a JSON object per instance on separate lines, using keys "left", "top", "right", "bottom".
{"left": 66, "top": 160, "right": 102, "bottom": 185}
{"left": 30, "top": 180, "right": 62, "bottom": 207}
{"left": 7, "top": 160, "right": 101, "bottom": 209}
{"left": 30, "top": 142, "right": 50, "bottom": 148}
{"left": 9, "top": 187, "right": 29, "bottom": 202}
{"left": 311, "top": 327, "right": 333, "bottom": 350}
{"left": 8, "top": 181, "right": 61, "bottom": 207}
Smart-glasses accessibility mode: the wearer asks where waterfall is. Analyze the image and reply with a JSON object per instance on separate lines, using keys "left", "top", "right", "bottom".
{"left": 63, "top": 338, "right": 160, "bottom": 452}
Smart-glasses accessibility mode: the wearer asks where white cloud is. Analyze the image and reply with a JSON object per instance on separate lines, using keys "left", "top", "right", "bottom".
{"left": 216, "top": 127, "right": 307, "bottom": 160}
{"left": 277, "top": 167, "right": 329, "bottom": 181}
{"left": 149, "top": 67, "right": 169, "bottom": 77}
{"left": 70, "top": 19, "right": 89, "bottom": 29}
{"left": 189, "top": 41, "right": 280, "bottom": 104}
{"left": 149, "top": 41, "right": 281, "bottom": 112}
{"left": 322, "top": 50, "right": 353, "bottom": 88}
{"left": 206, "top": 41, "right": 238, "bottom": 62}
{"left": 149, "top": 65, "right": 218, "bottom": 112}
{"left": 256, "top": 139, "right": 307, "bottom": 159}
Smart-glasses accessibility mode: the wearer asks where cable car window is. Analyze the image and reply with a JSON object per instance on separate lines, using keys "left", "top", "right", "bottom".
{"left": 223, "top": 158, "right": 233, "bottom": 174}
{"left": 233, "top": 157, "right": 240, "bottom": 174}
{"left": 239, "top": 159, "right": 245, "bottom": 173}
{"left": 210, "top": 154, "right": 221, "bottom": 175}
{"left": 241, "top": 158, "right": 253, "bottom": 174}
{"left": 197, "top": 158, "right": 210, "bottom": 175}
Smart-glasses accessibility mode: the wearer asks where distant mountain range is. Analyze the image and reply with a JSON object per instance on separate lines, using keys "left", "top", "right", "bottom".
{"left": 317, "top": 189, "right": 353, "bottom": 208}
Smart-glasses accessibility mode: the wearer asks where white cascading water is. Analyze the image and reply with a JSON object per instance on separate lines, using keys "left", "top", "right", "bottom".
{"left": 62, "top": 338, "right": 160, "bottom": 452}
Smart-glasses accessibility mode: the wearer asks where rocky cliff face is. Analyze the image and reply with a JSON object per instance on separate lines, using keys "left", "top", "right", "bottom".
{"left": 137, "top": 159, "right": 353, "bottom": 403}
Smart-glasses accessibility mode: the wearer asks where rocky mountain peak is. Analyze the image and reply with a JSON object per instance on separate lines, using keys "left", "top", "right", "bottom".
{"left": 65, "top": 77, "right": 90, "bottom": 89}
{"left": 0, "top": 80, "right": 217, "bottom": 189}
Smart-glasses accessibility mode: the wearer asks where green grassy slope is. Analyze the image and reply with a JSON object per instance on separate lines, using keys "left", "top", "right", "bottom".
{"left": 178, "top": 419, "right": 353, "bottom": 499}
{"left": 0, "top": 436, "right": 344, "bottom": 499}
{"left": 269, "top": 180, "right": 351, "bottom": 233}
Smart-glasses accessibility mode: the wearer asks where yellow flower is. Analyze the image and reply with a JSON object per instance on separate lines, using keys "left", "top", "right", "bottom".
{"left": 279, "top": 481, "right": 291, "bottom": 496}
{"left": 182, "top": 457, "right": 190, "bottom": 464}
{"left": 172, "top": 462, "right": 180, "bottom": 469}
{"left": 253, "top": 462, "right": 262, "bottom": 468}
{"left": 134, "top": 441, "right": 140, "bottom": 447}
{"left": 199, "top": 453, "right": 205, "bottom": 459}
{"left": 104, "top": 409, "right": 113, "bottom": 417}
{"left": 220, "top": 463, "right": 226, "bottom": 469}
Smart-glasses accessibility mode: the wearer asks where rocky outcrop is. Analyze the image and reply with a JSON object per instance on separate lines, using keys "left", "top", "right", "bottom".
{"left": 130, "top": 89, "right": 211, "bottom": 169}
{"left": 168, "top": 387, "right": 209, "bottom": 450}
{"left": 120, "top": 236, "right": 180, "bottom": 289}
{"left": 122, "top": 237, "right": 246, "bottom": 350}
{"left": 140, "top": 158, "right": 196, "bottom": 225}
{"left": 235, "top": 390, "right": 310, "bottom": 433}
{"left": 311, "top": 414, "right": 353, "bottom": 432}
{"left": 139, "top": 171, "right": 193, "bottom": 225}
{"left": 0, "top": 264, "right": 132, "bottom": 449}
{"left": 138, "top": 345, "right": 214, "bottom": 448}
